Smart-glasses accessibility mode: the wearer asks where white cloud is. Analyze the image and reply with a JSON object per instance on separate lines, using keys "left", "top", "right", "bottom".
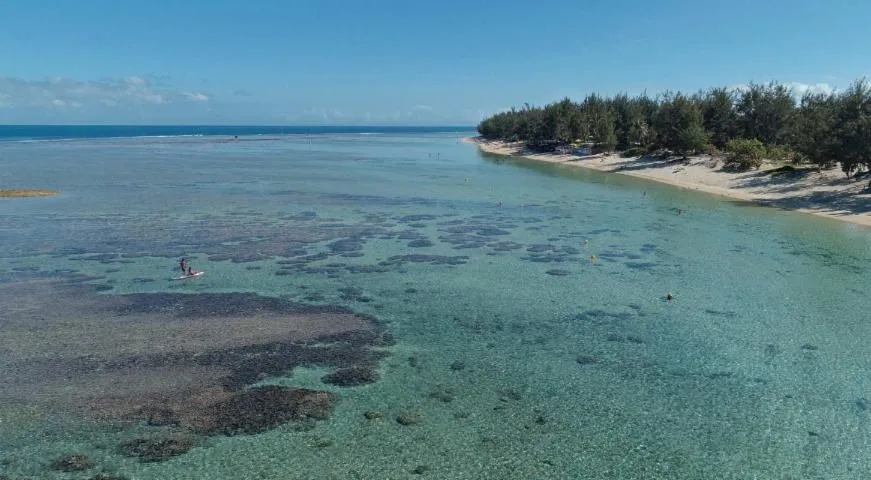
{"left": 123, "top": 76, "right": 147, "bottom": 87}
{"left": 0, "top": 75, "right": 211, "bottom": 109}
{"left": 281, "top": 104, "right": 471, "bottom": 125}
{"left": 141, "top": 93, "right": 166, "bottom": 105}
{"left": 183, "top": 92, "right": 209, "bottom": 102}
{"left": 786, "top": 82, "right": 835, "bottom": 97}
{"left": 284, "top": 107, "right": 347, "bottom": 122}
{"left": 460, "top": 108, "right": 501, "bottom": 123}
{"left": 729, "top": 81, "right": 837, "bottom": 98}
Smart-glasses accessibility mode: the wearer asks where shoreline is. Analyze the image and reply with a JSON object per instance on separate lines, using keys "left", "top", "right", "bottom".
{"left": 466, "top": 137, "right": 871, "bottom": 229}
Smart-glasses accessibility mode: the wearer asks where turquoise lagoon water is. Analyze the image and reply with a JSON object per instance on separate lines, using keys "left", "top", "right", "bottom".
{"left": 1, "top": 130, "right": 871, "bottom": 479}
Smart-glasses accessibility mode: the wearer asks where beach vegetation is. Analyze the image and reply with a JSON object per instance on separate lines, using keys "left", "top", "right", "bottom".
{"left": 698, "top": 87, "right": 738, "bottom": 149}
{"left": 597, "top": 119, "right": 618, "bottom": 152}
{"left": 790, "top": 91, "right": 838, "bottom": 170}
{"left": 477, "top": 76, "right": 871, "bottom": 178}
{"left": 765, "top": 144, "right": 795, "bottom": 164}
{"left": 828, "top": 79, "right": 871, "bottom": 178}
{"left": 621, "top": 146, "right": 647, "bottom": 158}
{"left": 724, "top": 138, "right": 765, "bottom": 170}
{"left": 734, "top": 82, "right": 794, "bottom": 146}
{"left": 654, "top": 92, "right": 709, "bottom": 156}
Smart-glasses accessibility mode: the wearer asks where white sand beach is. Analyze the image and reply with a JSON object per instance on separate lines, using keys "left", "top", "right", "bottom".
{"left": 467, "top": 138, "right": 871, "bottom": 228}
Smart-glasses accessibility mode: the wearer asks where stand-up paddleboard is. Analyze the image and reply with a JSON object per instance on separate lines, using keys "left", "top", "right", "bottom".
{"left": 172, "top": 271, "right": 204, "bottom": 280}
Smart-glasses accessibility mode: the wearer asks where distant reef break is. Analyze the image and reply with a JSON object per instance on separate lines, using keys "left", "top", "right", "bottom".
{"left": 0, "top": 189, "right": 60, "bottom": 198}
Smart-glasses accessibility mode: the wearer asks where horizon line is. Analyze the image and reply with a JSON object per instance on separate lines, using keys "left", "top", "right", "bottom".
{"left": 0, "top": 123, "right": 478, "bottom": 128}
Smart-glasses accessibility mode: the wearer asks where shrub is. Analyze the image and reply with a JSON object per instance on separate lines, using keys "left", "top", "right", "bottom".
{"left": 591, "top": 143, "right": 610, "bottom": 154}
{"left": 765, "top": 144, "right": 794, "bottom": 163}
{"left": 706, "top": 144, "right": 721, "bottom": 156}
{"left": 724, "top": 138, "right": 765, "bottom": 170}
{"left": 620, "top": 146, "right": 647, "bottom": 158}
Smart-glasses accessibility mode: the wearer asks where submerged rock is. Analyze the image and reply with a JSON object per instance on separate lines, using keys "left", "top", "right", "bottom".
{"left": 196, "top": 386, "right": 334, "bottom": 435}
{"left": 545, "top": 269, "right": 570, "bottom": 276}
{"left": 328, "top": 238, "right": 364, "bottom": 253}
{"left": 119, "top": 435, "right": 195, "bottom": 462}
{"left": 499, "top": 389, "right": 523, "bottom": 402}
{"left": 428, "top": 387, "right": 456, "bottom": 403}
{"left": 396, "top": 411, "right": 422, "bottom": 426}
{"left": 338, "top": 286, "right": 366, "bottom": 302}
{"left": 345, "top": 265, "right": 389, "bottom": 274}
{"left": 146, "top": 407, "right": 179, "bottom": 427}
{"left": 379, "top": 254, "right": 468, "bottom": 266}
{"left": 311, "top": 437, "right": 333, "bottom": 448}
{"left": 4, "top": 282, "right": 392, "bottom": 463}
{"left": 321, "top": 365, "right": 380, "bottom": 387}
{"left": 400, "top": 214, "right": 439, "bottom": 222}
{"left": 408, "top": 239, "right": 435, "bottom": 248}
{"left": 51, "top": 453, "right": 94, "bottom": 472}
{"left": 575, "top": 355, "right": 599, "bottom": 365}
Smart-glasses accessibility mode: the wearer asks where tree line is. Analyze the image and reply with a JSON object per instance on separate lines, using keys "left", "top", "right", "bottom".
{"left": 477, "top": 79, "right": 871, "bottom": 176}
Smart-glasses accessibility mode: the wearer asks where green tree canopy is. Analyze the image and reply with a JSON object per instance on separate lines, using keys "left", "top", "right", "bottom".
{"left": 830, "top": 79, "right": 871, "bottom": 177}
{"left": 734, "top": 82, "right": 795, "bottom": 145}
{"left": 790, "top": 91, "right": 838, "bottom": 169}
{"left": 699, "top": 87, "right": 737, "bottom": 149}
{"left": 476, "top": 77, "right": 871, "bottom": 176}
{"left": 654, "top": 93, "right": 709, "bottom": 155}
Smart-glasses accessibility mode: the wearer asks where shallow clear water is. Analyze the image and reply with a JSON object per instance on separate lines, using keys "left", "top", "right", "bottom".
{"left": 1, "top": 132, "right": 871, "bottom": 479}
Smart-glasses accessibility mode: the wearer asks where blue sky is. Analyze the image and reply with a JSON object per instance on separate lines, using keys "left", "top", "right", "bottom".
{"left": 0, "top": 0, "right": 868, "bottom": 125}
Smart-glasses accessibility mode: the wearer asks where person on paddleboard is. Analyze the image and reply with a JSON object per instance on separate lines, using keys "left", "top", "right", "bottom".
{"left": 179, "top": 258, "right": 188, "bottom": 274}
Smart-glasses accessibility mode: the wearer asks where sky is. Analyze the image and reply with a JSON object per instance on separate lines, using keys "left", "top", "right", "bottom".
{"left": 0, "top": 0, "right": 868, "bottom": 125}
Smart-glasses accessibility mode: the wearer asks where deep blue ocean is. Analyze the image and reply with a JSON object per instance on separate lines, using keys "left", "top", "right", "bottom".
{"left": 0, "top": 124, "right": 471, "bottom": 142}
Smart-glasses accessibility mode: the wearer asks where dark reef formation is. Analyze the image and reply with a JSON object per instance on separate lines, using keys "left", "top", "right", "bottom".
{"left": 0, "top": 275, "right": 392, "bottom": 468}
